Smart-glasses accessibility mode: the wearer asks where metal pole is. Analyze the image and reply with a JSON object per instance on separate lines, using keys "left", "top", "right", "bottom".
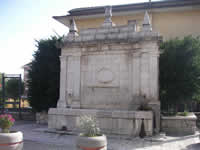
{"left": 0, "top": 73, "right": 2, "bottom": 113}
{"left": 18, "top": 74, "right": 22, "bottom": 120}
{"left": 2, "top": 73, "right": 5, "bottom": 114}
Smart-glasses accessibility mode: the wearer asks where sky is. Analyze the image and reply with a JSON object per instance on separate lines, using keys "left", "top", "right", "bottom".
{"left": 0, "top": 0, "right": 156, "bottom": 76}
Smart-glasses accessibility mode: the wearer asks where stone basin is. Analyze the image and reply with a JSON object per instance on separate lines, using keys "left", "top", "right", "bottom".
{"left": 161, "top": 113, "right": 197, "bottom": 136}
{"left": 48, "top": 108, "right": 153, "bottom": 137}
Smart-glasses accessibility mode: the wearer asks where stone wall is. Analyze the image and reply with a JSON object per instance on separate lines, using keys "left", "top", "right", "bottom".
{"left": 36, "top": 111, "right": 48, "bottom": 124}
{"left": 161, "top": 113, "right": 197, "bottom": 136}
{"left": 194, "top": 112, "right": 200, "bottom": 129}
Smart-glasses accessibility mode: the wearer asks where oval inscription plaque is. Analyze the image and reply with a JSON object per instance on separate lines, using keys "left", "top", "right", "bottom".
{"left": 96, "top": 68, "right": 114, "bottom": 83}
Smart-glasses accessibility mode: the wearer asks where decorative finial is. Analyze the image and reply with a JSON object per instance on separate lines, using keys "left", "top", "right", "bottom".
{"left": 142, "top": 11, "right": 152, "bottom": 31}
{"left": 66, "top": 18, "right": 78, "bottom": 40}
{"left": 105, "top": 6, "right": 112, "bottom": 22}
{"left": 69, "top": 18, "right": 78, "bottom": 34}
{"left": 102, "top": 6, "right": 115, "bottom": 27}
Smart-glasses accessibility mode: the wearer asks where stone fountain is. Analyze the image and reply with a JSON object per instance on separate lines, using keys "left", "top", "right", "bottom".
{"left": 48, "top": 7, "right": 161, "bottom": 136}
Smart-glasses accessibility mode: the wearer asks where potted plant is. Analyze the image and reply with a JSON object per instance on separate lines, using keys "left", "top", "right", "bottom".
{"left": 76, "top": 115, "right": 107, "bottom": 150}
{"left": 0, "top": 114, "right": 23, "bottom": 150}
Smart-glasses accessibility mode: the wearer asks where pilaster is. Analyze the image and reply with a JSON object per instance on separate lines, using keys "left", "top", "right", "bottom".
{"left": 57, "top": 56, "right": 68, "bottom": 108}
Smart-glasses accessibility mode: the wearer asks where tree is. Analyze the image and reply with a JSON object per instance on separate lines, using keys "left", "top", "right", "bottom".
{"left": 159, "top": 36, "right": 200, "bottom": 112}
{"left": 0, "top": 73, "right": 2, "bottom": 104}
{"left": 5, "top": 78, "right": 24, "bottom": 108}
{"left": 27, "top": 36, "right": 61, "bottom": 112}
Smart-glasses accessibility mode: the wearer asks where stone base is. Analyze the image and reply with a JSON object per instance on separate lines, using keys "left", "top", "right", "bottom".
{"left": 36, "top": 111, "right": 48, "bottom": 124}
{"left": 48, "top": 108, "right": 153, "bottom": 137}
{"left": 161, "top": 113, "right": 197, "bottom": 136}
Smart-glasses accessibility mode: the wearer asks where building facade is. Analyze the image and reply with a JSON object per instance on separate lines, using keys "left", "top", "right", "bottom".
{"left": 22, "top": 63, "right": 31, "bottom": 99}
{"left": 54, "top": 0, "right": 200, "bottom": 40}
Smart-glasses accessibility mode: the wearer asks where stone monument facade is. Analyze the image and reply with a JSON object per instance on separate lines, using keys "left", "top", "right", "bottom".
{"left": 48, "top": 7, "right": 162, "bottom": 136}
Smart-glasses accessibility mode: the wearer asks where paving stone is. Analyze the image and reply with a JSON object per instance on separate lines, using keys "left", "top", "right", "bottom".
{"left": 12, "top": 121, "right": 200, "bottom": 150}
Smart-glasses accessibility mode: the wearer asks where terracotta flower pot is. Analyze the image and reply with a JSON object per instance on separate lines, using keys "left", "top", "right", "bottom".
{"left": 0, "top": 131, "right": 23, "bottom": 150}
{"left": 76, "top": 134, "right": 107, "bottom": 150}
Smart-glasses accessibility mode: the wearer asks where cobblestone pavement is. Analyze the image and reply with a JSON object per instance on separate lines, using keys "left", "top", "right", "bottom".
{"left": 12, "top": 121, "right": 200, "bottom": 150}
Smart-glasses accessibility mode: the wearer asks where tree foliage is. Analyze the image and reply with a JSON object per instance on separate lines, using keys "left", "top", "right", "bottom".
{"left": 5, "top": 78, "right": 24, "bottom": 108}
{"left": 27, "top": 36, "right": 61, "bottom": 112}
{"left": 160, "top": 36, "right": 200, "bottom": 111}
{"left": 0, "top": 74, "right": 2, "bottom": 102}
{"left": 5, "top": 78, "right": 24, "bottom": 100}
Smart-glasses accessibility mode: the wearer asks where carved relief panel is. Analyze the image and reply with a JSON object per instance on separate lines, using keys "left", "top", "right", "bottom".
{"left": 81, "top": 53, "right": 131, "bottom": 109}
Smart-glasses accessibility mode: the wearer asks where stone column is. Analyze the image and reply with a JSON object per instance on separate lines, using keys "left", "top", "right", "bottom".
{"left": 149, "top": 53, "right": 159, "bottom": 99}
{"left": 57, "top": 56, "right": 67, "bottom": 108}
{"left": 71, "top": 53, "right": 81, "bottom": 108}
{"left": 140, "top": 52, "right": 150, "bottom": 98}
{"left": 149, "top": 48, "right": 160, "bottom": 133}
{"left": 149, "top": 51, "right": 160, "bottom": 133}
{"left": 132, "top": 52, "right": 141, "bottom": 96}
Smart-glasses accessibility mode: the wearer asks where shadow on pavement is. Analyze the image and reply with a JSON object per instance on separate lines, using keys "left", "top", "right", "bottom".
{"left": 182, "top": 143, "right": 200, "bottom": 150}
{"left": 186, "top": 143, "right": 200, "bottom": 150}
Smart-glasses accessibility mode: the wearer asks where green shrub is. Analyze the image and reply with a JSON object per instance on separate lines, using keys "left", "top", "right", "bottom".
{"left": 177, "top": 111, "right": 189, "bottom": 116}
{"left": 160, "top": 36, "right": 200, "bottom": 112}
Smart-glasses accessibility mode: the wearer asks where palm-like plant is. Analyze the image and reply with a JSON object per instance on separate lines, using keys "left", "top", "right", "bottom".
{"left": 79, "top": 115, "right": 101, "bottom": 137}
